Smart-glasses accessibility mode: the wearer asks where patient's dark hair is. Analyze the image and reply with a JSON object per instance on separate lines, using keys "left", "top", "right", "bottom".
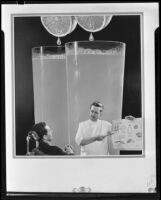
{"left": 31, "top": 122, "right": 47, "bottom": 141}
{"left": 90, "top": 101, "right": 104, "bottom": 112}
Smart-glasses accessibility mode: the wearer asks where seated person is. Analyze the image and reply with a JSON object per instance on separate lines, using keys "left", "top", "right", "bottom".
{"left": 28, "top": 122, "right": 74, "bottom": 155}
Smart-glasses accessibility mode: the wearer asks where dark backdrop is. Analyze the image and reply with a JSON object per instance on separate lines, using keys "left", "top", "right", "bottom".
{"left": 14, "top": 15, "right": 141, "bottom": 155}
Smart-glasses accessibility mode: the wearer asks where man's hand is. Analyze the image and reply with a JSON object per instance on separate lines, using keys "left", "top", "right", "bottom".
{"left": 96, "top": 135, "right": 107, "bottom": 141}
{"left": 125, "top": 115, "right": 135, "bottom": 120}
{"left": 106, "top": 131, "right": 114, "bottom": 136}
{"left": 96, "top": 131, "right": 114, "bottom": 141}
{"left": 64, "top": 144, "right": 74, "bottom": 155}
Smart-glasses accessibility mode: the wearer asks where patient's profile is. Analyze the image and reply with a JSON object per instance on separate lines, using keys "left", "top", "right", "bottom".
{"left": 27, "top": 122, "right": 74, "bottom": 156}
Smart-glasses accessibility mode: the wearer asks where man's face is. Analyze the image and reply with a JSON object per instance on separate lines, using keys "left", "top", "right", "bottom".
{"left": 89, "top": 105, "right": 102, "bottom": 121}
{"left": 44, "top": 125, "right": 53, "bottom": 142}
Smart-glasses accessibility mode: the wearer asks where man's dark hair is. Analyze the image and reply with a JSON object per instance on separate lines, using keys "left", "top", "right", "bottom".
{"left": 90, "top": 101, "right": 104, "bottom": 112}
{"left": 31, "top": 122, "right": 47, "bottom": 141}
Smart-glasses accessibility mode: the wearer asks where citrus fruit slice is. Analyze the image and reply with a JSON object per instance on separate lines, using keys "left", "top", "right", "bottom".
{"left": 103, "top": 15, "right": 113, "bottom": 28}
{"left": 75, "top": 15, "right": 112, "bottom": 33}
{"left": 41, "top": 15, "right": 77, "bottom": 37}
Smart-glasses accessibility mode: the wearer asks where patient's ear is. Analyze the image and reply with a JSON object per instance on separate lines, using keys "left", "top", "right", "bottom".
{"left": 43, "top": 134, "right": 49, "bottom": 141}
{"left": 43, "top": 134, "right": 47, "bottom": 140}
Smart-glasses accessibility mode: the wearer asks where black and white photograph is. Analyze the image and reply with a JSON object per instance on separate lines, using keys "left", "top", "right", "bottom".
{"left": 14, "top": 14, "right": 142, "bottom": 157}
{"left": 2, "top": 3, "right": 159, "bottom": 195}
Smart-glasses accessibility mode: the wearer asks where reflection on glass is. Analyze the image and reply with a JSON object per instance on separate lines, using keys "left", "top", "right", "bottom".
{"left": 32, "top": 46, "right": 68, "bottom": 149}
{"left": 65, "top": 41, "right": 126, "bottom": 155}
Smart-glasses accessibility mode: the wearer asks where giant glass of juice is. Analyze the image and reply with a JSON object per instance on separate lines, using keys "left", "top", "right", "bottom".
{"left": 32, "top": 46, "right": 68, "bottom": 149}
{"left": 65, "top": 41, "right": 126, "bottom": 155}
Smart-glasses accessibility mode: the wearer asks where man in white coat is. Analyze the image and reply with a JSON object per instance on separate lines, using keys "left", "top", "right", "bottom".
{"left": 75, "top": 101, "right": 119, "bottom": 156}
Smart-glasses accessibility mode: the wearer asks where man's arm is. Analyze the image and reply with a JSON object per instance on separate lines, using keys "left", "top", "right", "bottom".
{"left": 75, "top": 123, "right": 106, "bottom": 146}
{"left": 80, "top": 135, "right": 106, "bottom": 146}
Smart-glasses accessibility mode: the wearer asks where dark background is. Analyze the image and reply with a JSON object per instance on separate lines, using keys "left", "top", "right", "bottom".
{"left": 14, "top": 15, "right": 141, "bottom": 155}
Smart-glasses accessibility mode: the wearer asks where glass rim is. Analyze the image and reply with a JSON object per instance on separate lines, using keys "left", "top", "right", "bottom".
{"left": 32, "top": 46, "right": 65, "bottom": 51}
{"left": 65, "top": 40, "right": 126, "bottom": 46}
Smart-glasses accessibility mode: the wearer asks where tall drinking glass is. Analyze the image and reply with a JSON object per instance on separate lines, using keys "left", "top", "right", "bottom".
{"left": 32, "top": 46, "right": 68, "bottom": 149}
{"left": 65, "top": 41, "right": 126, "bottom": 155}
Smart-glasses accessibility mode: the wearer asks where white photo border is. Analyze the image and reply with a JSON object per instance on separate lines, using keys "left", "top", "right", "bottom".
{"left": 2, "top": 3, "right": 159, "bottom": 194}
